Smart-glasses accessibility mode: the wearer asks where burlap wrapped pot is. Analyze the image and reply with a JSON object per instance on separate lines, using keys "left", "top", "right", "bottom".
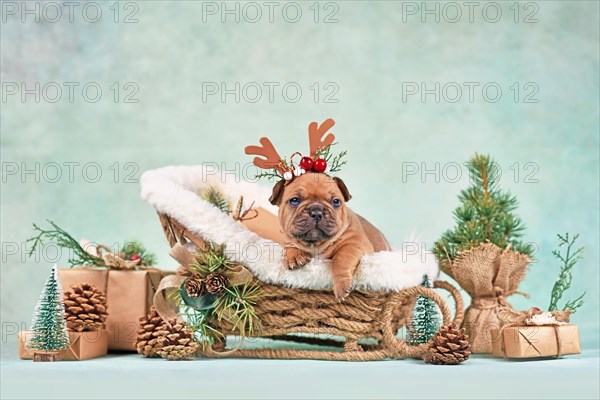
{"left": 440, "top": 242, "right": 531, "bottom": 353}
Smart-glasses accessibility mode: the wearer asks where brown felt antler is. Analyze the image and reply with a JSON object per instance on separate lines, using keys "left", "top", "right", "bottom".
{"left": 308, "top": 118, "right": 336, "bottom": 158}
{"left": 244, "top": 137, "right": 285, "bottom": 174}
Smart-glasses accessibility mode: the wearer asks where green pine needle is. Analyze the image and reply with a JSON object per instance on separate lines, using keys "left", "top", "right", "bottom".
{"left": 190, "top": 242, "right": 233, "bottom": 275}
{"left": 213, "top": 282, "right": 261, "bottom": 337}
{"left": 433, "top": 154, "right": 533, "bottom": 264}
{"left": 317, "top": 143, "right": 348, "bottom": 175}
{"left": 120, "top": 240, "right": 157, "bottom": 266}
{"left": 173, "top": 240, "right": 263, "bottom": 342}
{"left": 549, "top": 233, "right": 585, "bottom": 313}
{"left": 26, "top": 221, "right": 104, "bottom": 267}
{"left": 199, "top": 186, "right": 231, "bottom": 214}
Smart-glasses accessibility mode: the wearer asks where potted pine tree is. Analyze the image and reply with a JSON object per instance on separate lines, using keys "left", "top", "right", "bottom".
{"left": 433, "top": 154, "right": 534, "bottom": 353}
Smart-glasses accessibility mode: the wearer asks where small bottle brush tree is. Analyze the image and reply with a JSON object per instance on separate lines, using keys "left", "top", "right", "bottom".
{"left": 433, "top": 154, "right": 534, "bottom": 263}
{"left": 408, "top": 275, "right": 441, "bottom": 345}
{"left": 28, "top": 264, "right": 70, "bottom": 361}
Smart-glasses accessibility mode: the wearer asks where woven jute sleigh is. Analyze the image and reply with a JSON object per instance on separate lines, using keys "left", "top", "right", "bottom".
{"left": 157, "top": 213, "right": 464, "bottom": 361}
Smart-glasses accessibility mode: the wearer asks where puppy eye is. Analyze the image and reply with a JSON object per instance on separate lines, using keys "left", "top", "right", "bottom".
{"left": 289, "top": 197, "right": 301, "bottom": 207}
{"left": 332, "top": 198, "right": 341, "bottom": 208}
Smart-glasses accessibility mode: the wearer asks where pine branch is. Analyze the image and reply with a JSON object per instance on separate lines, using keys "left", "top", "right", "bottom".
{"left": 548, "top": 233, "right": 585, "bottom": 313}
{"left": 120, "top": 240, "right": 157, "bottom": 266}
{"left": 317, "top": 143, "right": 348, "bottom": 175}
{"left": 27, "top": 221, "right": 104, "bottom": 267}
{"left": 199, "top": 186, "right": 231, "bottom": 214}
{"left": 190, "top": 242, "right": 233, "bottom": 275}
{"left": 213, "top": 282, "right": 261, "bottom": 337}
{"left": 563, "top": 292, "right": 585, "bottom": 313}
{"left": 329, "top": 150, "right": 348, "bottom": 174}
{"left": 254, "top": 169, "right": 283, "bottom": 181}
{"left": 433, "top": 154, "right": 532, "bottom": 263}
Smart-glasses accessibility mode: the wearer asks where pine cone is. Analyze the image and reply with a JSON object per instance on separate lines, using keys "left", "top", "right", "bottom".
{"left": 63, "top": 283, "right": 108, "bottom": 332}
{"left": 135, "top": 307, "right": 198, "bottom": 360}
{"left": 423, "top": 324, "right": 471, "bottom": 365}
{"left": 205, "top": 273, "right": 228, "bottom": 295}
{"left": 184, "top": 277, "right": 206, "bottom": 298}
{"left": 155, "top": 319, "right": 199, "bottom": 361}
{"left": 135, "top": 306, "right": 165, "bottom": 358}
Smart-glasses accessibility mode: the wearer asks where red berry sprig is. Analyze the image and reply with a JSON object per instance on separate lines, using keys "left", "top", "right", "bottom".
{"left": 129, "top": 254, "right": 141, "bottom": 262}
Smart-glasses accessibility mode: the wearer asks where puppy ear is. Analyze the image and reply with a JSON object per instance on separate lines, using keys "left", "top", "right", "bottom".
{"left": 333, "top": 177, "right": 352, "bottom": 202}
{"left": 269, "top": 180, "right": 286, "bottom": 205}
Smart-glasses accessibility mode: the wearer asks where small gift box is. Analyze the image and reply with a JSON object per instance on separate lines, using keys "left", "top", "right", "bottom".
{"left": 58, "top": 268, "right": 171, "bottom": 351}
{"left": 491, "top": 309, "right": 581, "bottom": 359}
{"left": 19, "top": 330, "right": 108, "bottom": 361}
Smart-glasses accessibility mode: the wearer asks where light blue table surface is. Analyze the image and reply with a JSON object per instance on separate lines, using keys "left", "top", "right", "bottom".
{"left": 2, "top": 339, "right": 598, "bottom": 400}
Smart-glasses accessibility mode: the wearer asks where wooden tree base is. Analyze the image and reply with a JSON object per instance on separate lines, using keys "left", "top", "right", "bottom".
{"left": 33, "top": 351, "right": 62, "bottom": 362}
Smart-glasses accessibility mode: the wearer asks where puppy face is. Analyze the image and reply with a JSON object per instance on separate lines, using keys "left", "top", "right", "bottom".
{"left": 270, "top": 173, "right": 352, "bottom": 247}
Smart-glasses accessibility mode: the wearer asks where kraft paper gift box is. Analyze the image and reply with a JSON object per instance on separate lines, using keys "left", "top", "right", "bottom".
{"left": 19, "top": 329, "right": 108, "bottom": 360}
{"left": 491, "top": 324, "right": 581, "bottom": 359}
{"left": 58, "top": 268, "right": 171, "bottom": 351}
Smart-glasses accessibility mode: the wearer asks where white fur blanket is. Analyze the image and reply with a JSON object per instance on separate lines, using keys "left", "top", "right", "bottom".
{"left": 140, "top": 165, "right": 439, "bottom": 292}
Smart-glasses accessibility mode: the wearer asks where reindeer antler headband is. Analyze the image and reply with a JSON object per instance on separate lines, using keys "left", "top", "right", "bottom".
{"left": 245, "top": 118, "right": 347, "bottom": 183}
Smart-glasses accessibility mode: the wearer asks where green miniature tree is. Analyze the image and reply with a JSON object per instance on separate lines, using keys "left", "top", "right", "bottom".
{"left": 548, "top": 233, "right": 585, "bottom": 313}
{"left": 433, "top": 154, "right": 534, "bottom": 264}
{"left": 407, "top": 275, "right": 440, "bottom": 345}
{"left": 28, "top": 264, "right": 70, "bottom": 353}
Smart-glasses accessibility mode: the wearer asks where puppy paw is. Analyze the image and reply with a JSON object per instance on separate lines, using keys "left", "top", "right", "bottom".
{"left": 333, "top": 278, "right": 352, "bottom": 301}
{"left": 284, "top": 247, "right": 311, "bottom": 270}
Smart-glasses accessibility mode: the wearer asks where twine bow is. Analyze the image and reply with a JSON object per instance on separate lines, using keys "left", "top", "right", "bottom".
{"left": 497, "top": 308, "right": 571, "bottom": 358}
{"left": 471, "top": 287, "right": 530, "bottom": 310}
{"left": 154, "top": 243, "right": 254, "bottom": 321}
{"left": 468, "top": 287, "right": 531, "bottom": 348}
{"left": 80, "top": 240, "right": 144, "bottom": 270}
{"left": 152, "top": 243, "right": 254, "bottom": 355}
{"left": 232, "top": 196, "right": 258, "bottom": 222}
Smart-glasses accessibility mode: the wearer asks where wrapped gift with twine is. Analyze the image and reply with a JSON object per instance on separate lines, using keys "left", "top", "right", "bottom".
{"left": 19, "top": 329, "right": 108, "bottom": 361}
{"left": 491, "top": 308, "right": 580, "bottom": 358}
{"left": 57, "top": 241, "right": 172, "bottom": 351}
{"left": 439, "top": 242, "right": 531, "bottom": 353}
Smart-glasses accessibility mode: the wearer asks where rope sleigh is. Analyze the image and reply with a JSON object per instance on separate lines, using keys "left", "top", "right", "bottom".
{"left": 142, "top": 165, "right": 464, "bottom": 361}
{"left": 158, "top": 214, "right": 464, "bottom": 361}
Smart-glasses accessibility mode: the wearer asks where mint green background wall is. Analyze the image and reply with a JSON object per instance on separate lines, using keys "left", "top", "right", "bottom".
{"left": 1, "top": 1, "right": 598, "bottom": 347}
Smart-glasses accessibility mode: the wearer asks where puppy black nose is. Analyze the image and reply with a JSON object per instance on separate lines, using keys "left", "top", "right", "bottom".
{"left": 310, "top": 210, "right": 323, "bottom": 222}
{"left": 308, "top": 204, "right": 324, "bottom": 222}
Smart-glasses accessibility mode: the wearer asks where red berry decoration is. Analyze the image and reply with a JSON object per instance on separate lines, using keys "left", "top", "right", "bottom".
{"left": 299, "top": 156, "right": 314, "bottom": 171}
{"left": 129, "top": 254, "right": 141, "bottom": 262}
{"left": 313, "top": 158, "right": 327, "bottom": 173}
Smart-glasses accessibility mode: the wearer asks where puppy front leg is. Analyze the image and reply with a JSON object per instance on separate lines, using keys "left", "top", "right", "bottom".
{"left": 283, "top": 246, "right": 312, "bottom": 270}
{"left": 331, "top": 246, "right": 364, "bottom": 300}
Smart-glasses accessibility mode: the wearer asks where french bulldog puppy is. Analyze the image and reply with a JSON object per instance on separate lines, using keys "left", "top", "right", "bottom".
{"left": 269, "top": 172, "right": 390, "bottom": 300}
